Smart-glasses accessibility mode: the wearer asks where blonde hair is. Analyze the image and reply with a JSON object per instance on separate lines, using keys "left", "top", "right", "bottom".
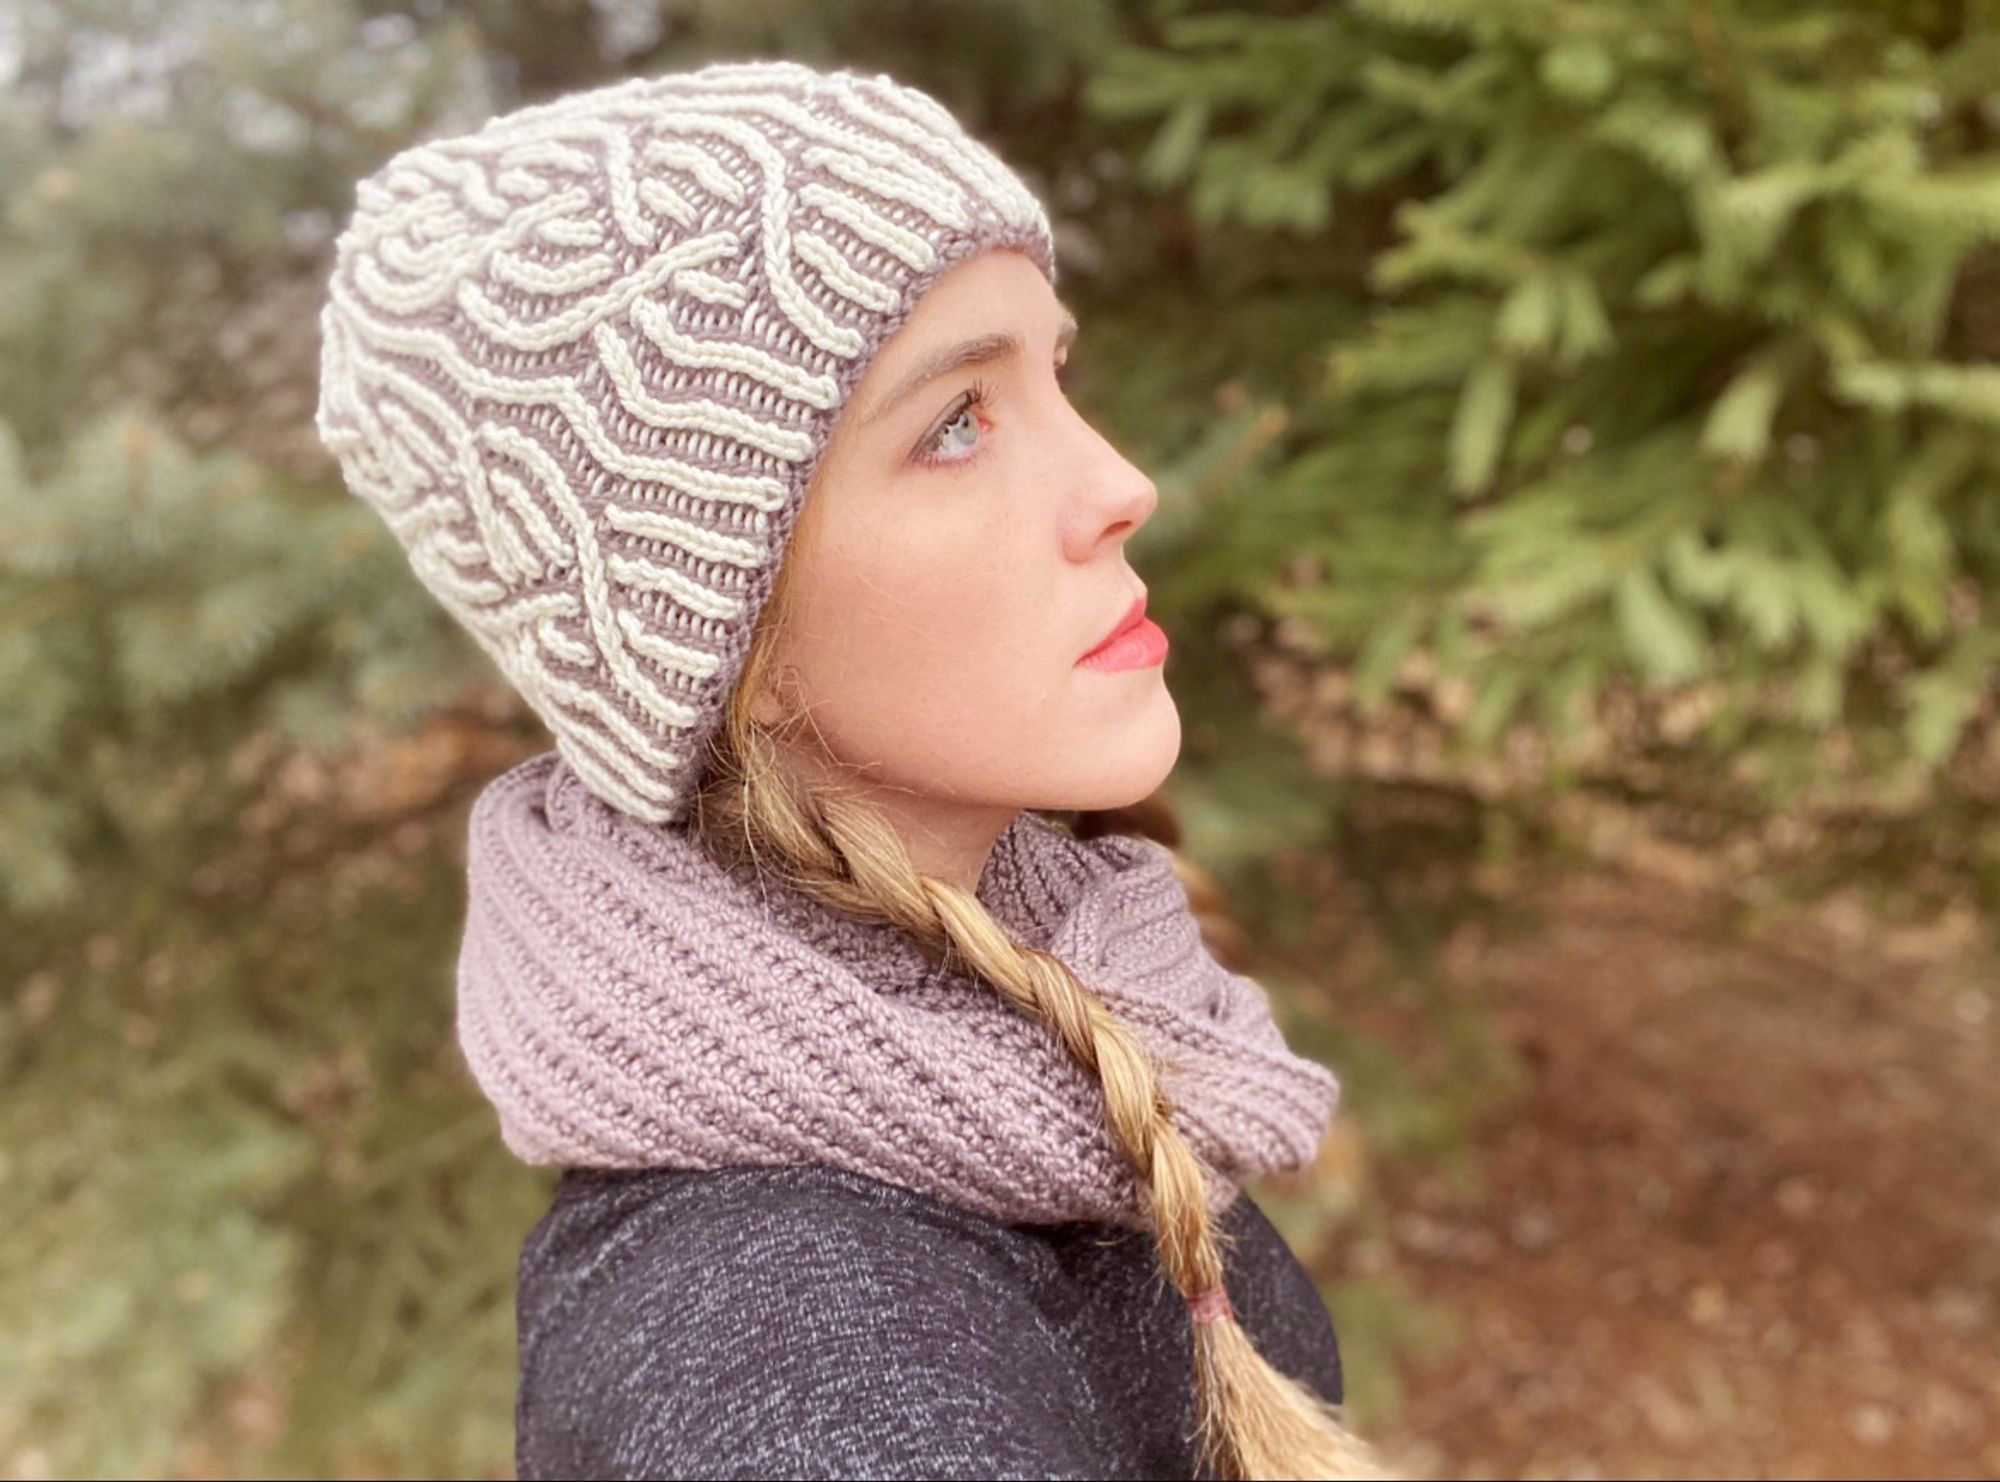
{"left": 683, "top": 488, "right": 1391, "bottom": 1482}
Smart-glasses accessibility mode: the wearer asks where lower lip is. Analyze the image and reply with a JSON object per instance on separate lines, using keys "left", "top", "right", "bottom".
{"left": 1077, "top": 617, "right": 1170, "bottom": 671}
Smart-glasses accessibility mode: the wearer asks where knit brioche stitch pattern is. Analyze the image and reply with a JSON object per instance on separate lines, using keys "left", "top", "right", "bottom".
{"left": 316, "top": 59, "right": 1056, "bottom": 823}
{"left": 459, "top": 753, "right": 1343, "bottom": 1231}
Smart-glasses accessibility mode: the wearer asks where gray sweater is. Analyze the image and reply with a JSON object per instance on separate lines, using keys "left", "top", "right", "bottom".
{"left": 515, "top": 1162, "right": 1343, "bottom": 1481}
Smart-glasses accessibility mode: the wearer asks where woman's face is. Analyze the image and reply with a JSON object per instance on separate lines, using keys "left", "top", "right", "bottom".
{"left": 755, "top": 248, "right": 1181, "bottom": 877}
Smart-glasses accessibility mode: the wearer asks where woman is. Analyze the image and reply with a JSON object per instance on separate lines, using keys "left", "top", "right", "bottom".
{"left": 316, "top": 57, "right": 1385, "bottom": 1481}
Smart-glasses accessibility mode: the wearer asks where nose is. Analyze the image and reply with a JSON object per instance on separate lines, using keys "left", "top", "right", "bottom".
{"left": 1063, "top": 414, "right": 1159, "bottom": 562}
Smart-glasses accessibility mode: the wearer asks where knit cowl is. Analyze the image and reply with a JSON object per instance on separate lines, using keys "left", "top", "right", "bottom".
{"left": 457, "top": 751, "right": 1341, "bottom": 1231}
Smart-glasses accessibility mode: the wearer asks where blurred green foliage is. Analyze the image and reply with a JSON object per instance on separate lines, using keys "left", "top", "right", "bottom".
{"left": 4, "top": 0, "right": 1999, "bottom": 1475}
{"left": 1092, "top": 0, "right": 2000, "bottom": 800}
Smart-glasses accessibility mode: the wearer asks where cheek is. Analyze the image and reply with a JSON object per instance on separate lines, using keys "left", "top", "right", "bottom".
{"left": 793, "top": 525, "right": 1053, "bottom": 759}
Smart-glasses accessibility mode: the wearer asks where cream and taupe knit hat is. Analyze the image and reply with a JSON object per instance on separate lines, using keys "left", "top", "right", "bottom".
{"left": 316, "top": 59, "right": 1057, "bottom": 823}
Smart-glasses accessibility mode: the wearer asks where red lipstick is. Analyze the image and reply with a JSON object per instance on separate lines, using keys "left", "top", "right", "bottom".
{"left": 1077, "top": 592, "right": 1169, "bottom": 671}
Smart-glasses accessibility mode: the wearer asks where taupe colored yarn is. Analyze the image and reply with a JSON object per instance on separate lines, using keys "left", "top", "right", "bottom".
{"left": 458, "top": 752, "right": 1342, "bottom": 1229}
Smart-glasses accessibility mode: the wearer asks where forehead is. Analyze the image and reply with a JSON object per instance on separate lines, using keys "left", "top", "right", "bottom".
{"left": 848, "top": 254, "right": 1074, "bottom": 430}
{"left": 890, "top": 248, "right": 1067, "bottom": 348}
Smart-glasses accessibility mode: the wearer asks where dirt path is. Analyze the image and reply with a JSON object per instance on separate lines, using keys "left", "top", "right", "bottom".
{"left": 1331, "top": 868, "right": 2000, "bottom": 1479}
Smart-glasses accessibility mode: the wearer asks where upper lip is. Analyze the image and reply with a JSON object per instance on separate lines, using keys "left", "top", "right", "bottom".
{"left": 1081, "top": 591, "right": 1148, "bottom": 659}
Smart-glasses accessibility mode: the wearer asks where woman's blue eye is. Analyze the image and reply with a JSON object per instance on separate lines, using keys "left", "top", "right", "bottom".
{"left": 915, "top": 378, "right": 996, "bottom": 468}
{"left": 939, "top": 407, "right": 979, "bottom": 453}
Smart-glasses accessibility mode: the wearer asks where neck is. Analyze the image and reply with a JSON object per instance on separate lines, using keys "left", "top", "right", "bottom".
{"left": 775, "top": 742, "right": 1020, "bottom": 897}
{"left": 865, "top": 788, "right": 1022, "bottom": 899}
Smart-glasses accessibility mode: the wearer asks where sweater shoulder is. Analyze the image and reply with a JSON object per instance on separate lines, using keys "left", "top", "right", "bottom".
{"left": 513, "top": 1161, "right": 1342, "bottom": 1481}
{"left": 515, "top": 1162, "right": 1115, "bottom": 1481}
{"left": 518, "top": 1160, "right": 1069, "bottom": 1321}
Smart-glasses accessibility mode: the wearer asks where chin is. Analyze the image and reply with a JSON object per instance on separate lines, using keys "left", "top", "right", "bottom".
{"left": 1044, "top": 689, "right": 1183, "bottom": 812}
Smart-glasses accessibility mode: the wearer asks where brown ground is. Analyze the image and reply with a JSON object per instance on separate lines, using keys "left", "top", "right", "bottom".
{"left": 1320, "top": 867, "right": 2000, "bottom": 1480}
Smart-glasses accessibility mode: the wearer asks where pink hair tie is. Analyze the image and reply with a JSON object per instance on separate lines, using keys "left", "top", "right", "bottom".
{"left": 1186, "top": 1287, "right": 1236, "bottom": 1325}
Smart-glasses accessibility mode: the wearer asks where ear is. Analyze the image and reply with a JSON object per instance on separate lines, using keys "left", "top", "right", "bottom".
{"left": 748, "top": 688, "right": 783, "bottom": 729}
{"left": 746, "top": 666, "right": 795, "bottom": 729}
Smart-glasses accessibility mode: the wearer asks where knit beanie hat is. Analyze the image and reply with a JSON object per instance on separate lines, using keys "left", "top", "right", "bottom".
{"left": 315, "top": 59, "right": 1056, "bottom": 823}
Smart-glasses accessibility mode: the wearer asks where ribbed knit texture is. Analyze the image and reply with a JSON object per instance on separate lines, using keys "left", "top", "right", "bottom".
{"left": 460, "top": 752, "right": 1343, "bottom": 1231}
{"left": 316, "top": 59, "right": 1056, "bottom": 824}
{"left": 515, "top": 1162, "right": 1345, "bottom": 1480}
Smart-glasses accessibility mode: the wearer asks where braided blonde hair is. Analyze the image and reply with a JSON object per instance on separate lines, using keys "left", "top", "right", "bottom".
{"left": 684, "top": 486, "right": 1391, "bottom": 1482}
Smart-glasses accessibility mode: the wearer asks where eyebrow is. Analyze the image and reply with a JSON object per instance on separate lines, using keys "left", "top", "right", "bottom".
{"left": 857, "top": 301, "right": 1080, "bottom": 430}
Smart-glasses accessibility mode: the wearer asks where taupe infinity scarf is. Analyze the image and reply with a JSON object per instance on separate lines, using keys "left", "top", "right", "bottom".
{"left": 457, "top": 752, "right": 1341, "bottom": 1230}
